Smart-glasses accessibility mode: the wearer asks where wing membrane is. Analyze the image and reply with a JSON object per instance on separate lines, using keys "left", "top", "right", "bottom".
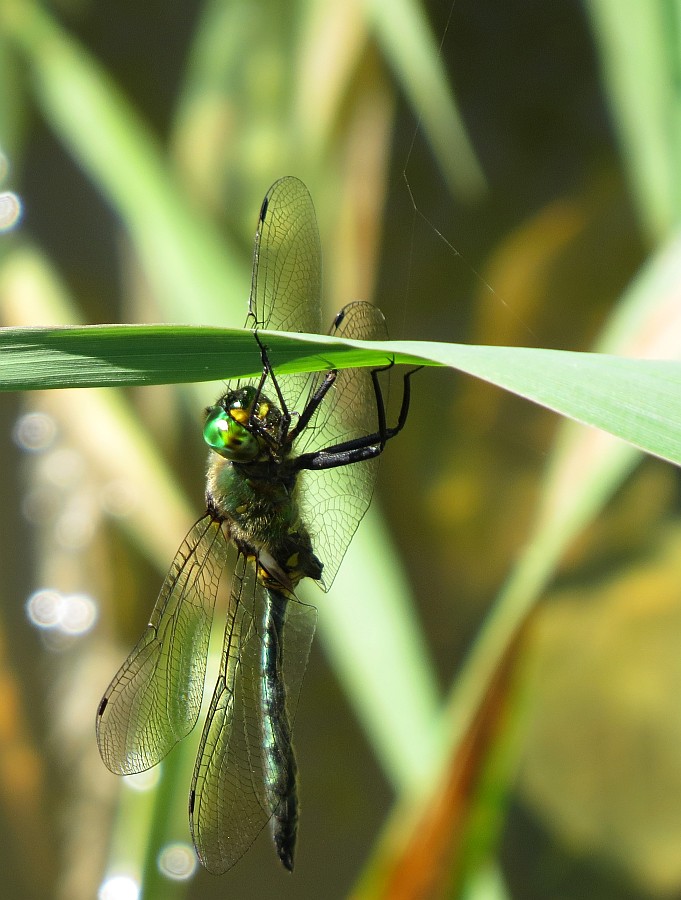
{"left": 245, "top": 176, "right": 322, "bottom": 414}
{"left": 189, "top": 556, "right": 317, "bottom": 874}
{"left": 248, "top": 176, "right": 321, "bottom": 335}
{"left": 96, "top": 515, "right": 230, "bottom": 774}
{"left": 297, "top": 301, "right": 389, "bottom": 587}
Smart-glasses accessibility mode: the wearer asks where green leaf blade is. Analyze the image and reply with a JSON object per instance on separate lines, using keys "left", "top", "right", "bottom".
{"left": 1, "top": 325, "right": 680, "bottom": 469}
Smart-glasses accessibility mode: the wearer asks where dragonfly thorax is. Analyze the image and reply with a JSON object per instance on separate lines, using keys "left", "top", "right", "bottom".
{"left": 204, "top": 386, "right": 285, "bottom": 462}
{"left": 205, "top": 435, "right": 323, "bottom": 591}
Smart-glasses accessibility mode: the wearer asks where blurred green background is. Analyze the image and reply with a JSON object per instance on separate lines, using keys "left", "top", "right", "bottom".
{"left": 1, "top": 0, "right": 681, "bottom": 898}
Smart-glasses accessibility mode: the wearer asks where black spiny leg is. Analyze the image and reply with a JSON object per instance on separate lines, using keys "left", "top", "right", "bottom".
{"left": 251, "top": 334, "right": 292, "bottom": 446}
{"left": 294, "top": 365, "right": 422, "bottom": 472}
{"left": 287, "top": 369, "right": 338, "bottom": 443}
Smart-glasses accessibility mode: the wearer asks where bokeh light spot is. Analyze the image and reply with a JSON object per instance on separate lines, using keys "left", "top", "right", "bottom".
{"left": 98, "top": 874, "right": 140, "bottom": 900}
{"left": 13, "top": 412, "right": 57, "bottom": 452}
{"left": 0, "top": 191, "right": 22, "bottom": 231}
{"left": 157, "top": 843, "right": 197, "bottom": 881}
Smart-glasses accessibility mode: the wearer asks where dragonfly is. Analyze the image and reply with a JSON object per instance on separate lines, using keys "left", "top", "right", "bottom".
{"left": 96, "top": 176, "right": 417, "bottom": 875}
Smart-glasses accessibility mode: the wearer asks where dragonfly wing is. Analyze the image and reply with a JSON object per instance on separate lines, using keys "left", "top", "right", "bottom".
{"left": 249, "top": 176, "right": 322, "bottom": 335}
{"left": 96, "top": 515, "right": 230, "bottom": 774}
{"left": 189, "top": 556, "right": 317, "bottom": 874}
{"left": 296, "top": 301, "right": 389, "bottom": 588}
{"left": 245, "top": 176, "right": 322, "bottom": 413}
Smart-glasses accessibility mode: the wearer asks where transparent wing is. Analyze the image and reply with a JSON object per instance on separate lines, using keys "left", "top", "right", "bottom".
{"left": 296, "top": 301, "right": 389, "bottom": 588}
{"left": 96, "top": 515, "right": 230, "bottom": 774}
{"left": 189, "top": 556, "right": 317, "bottom": 874}
{"left": 248, "top": 176, "right": 321, "bottom": 335}
{"left": 244, "top": 176, "right": 322, "bottom": 413}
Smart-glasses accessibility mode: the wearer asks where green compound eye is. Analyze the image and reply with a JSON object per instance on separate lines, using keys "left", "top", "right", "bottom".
{"left": 203, "top": 407, "right": 259, "bottom": 461}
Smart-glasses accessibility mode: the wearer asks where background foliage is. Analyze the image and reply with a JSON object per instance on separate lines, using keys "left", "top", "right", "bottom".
{"left": 1, "top": 1, "right": 681, "bottom": 899}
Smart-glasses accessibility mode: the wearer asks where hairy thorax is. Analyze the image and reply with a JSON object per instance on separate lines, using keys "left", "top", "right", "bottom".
{"left": 206, "top": 454, "right": 322, "bottom": 588}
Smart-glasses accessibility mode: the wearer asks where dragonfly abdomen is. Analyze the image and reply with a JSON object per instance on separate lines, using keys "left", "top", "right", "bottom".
{"left": 261, "top": 588, "right": 299, "bottom": 871}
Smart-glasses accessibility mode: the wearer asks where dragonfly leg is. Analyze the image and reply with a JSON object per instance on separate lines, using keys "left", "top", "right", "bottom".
{"left": 293, "top": 365, "right": 422, "bottom": 471}
{"left": 252, "top": 333, "right": 292, "bottom": 445}
{"left": 287, "top": 369, "right": 338, "bottom": 443}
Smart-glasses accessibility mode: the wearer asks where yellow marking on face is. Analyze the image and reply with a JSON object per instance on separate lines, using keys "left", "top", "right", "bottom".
{"left": 231, "top": 408, "right": 249, "bottom": 424}
{"left": 235, "top": 504, "right": 248, "bottom": 514}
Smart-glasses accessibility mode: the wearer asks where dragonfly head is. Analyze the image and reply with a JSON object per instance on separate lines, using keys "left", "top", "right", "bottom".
{"left": 204, "top": 386, "right": 282, "bottom": 461}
